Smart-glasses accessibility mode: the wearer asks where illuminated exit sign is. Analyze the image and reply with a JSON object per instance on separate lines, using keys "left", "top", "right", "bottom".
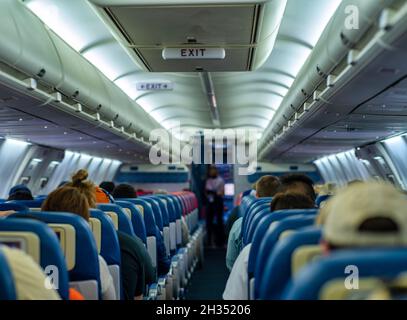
{"left": 162, "top": 48, "right": 226, "bottom": 60}
{"left": 136, "top": 82, "right": 173, "bottom": 91}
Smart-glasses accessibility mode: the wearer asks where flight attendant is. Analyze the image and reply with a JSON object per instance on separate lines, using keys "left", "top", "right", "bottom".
{"left": 205, "top": 166, "right": 225, "bottom": 247}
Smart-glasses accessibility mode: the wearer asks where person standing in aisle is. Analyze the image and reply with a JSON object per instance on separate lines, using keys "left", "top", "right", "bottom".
{"left": 205, "top": 166, "right": 225, "bottom": 247}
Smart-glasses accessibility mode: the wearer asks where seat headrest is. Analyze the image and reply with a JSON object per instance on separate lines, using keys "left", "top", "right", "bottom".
{"left": 15, "top": 212, "right": 101, "bottom": 294}
{"left": 283, "top": 248, "right": 407, "bottom": 300}
{"left": 0, "top": 217, "right": 70, "bottom": 299}
{"left": 139, "top": 198, "right": 163, "bottom": 230}
{"left": 0, "top": 203, "right": 29, "bottom": 213}
{"left": 120, "top": 199, "right": 157, "bottom": 236}
{"left": 113, "top": 201, "right": 147, "bottom": 244}
{"left": 257, "top": 227, "right": 322, "bottom": 300}
{"left": 97, "top": 203, "right": 135, "bottom": 237}
{"left": 89, "top": 209, "right": 121, "bottom": 266}
{"left": 8, "top": 199, "right": 44, "bottom": 208}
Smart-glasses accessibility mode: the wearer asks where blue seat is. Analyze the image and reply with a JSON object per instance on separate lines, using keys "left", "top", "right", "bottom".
{"left": 239, "top": 194, "right": 256, "bottom": 220}
{"left": 258, "top": 227, "right": 322, "bottom": 300}
{"left": 281, "top": 249, "right": 407, "bottom": 300}
{"left": 155, "top": 195, "right": 177, "bottom": 254}
{"left": 166, "top": 195, "right": 183, "bottom": 247}
{"left": 0, "top": 247, "right": 16, "bottom": 300}
{"left": 18, "top": 211, "right": 101, "bottom": 300}
{"left": 246, "top": 207, "right": 271, "bottom": 244}
{"left": 0, "top": 217, "right": 70, "bottom": 299}
{"left": 243, "top": 203, "right": 271, "bottom": 245}
{"left": 0, "top": 203, "right": 29, "bottom": 213}
{"left": 97, "top": 203, "right": 135, "bottom": 237}
{"left": 114, "top": 201, "right": 147, "bottom": 244}
{"left": 248, "top": 209, "right": 318, "bottom": 280}
{"left": 141, "top": 197, "right": 164, "bottom": 232}
{"left": 7, "top": 199, "right": 44, "bottom": 209}
{"left": 147, "top": 196, "right": 171, "bottom": 255}
{"left": 120, "top": 199, "right": 158, "bottom": 271}
{"left": 241, "top": 198, "right": 272, "bottom": 245}
{"left": 89, "top": 209, "right": 122, "bottom": 299}
{"left": 253, "top": 212, "right": 317, "bottom": 299}
{"left": 89, "top": 209, "right": 121, "bottom": 265}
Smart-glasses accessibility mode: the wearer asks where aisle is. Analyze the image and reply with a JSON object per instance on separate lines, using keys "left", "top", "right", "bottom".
{"left": 186, "top": 247, "right": 229, "bottom": 300}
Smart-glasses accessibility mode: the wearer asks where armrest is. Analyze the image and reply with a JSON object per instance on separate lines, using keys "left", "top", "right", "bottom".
{"left": 158, "top": 276, "right": 167, "bottom": 288}
{"left": 147, "top": 283, "right": 158, "bottom": 300}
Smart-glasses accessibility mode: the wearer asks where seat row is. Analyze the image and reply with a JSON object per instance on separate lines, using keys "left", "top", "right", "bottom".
{"left": 0, "top": 191, "right": 204, "bottom": 300}
{"left": 237, "top": 195, "right": 407, "bottom": 300}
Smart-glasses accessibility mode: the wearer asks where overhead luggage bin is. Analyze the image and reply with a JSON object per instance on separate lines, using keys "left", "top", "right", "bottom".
{"left": 90, "top": 0, "right": 287, "bottom": 72}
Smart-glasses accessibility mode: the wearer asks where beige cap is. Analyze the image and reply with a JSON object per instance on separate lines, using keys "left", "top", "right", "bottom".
{"left": 324, "top": 181, "right": 407, "bottom": 247}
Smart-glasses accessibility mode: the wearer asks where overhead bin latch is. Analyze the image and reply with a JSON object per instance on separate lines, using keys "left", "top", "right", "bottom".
{"left": 379, "top": 9, "right": 397, "bottom": 31}
{"left": 23, "top": 78, "right": 37, "bottom": 91}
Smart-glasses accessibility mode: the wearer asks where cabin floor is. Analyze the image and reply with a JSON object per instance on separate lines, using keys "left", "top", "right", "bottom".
{"left": 186, "top": 247, "right": 229, "bottom": 300}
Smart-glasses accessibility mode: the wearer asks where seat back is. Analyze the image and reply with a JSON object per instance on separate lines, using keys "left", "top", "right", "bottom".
{"left": 156, "top": 196, "right": 177, "bottom": 254}
{"left": 253, "top": 213, "right": 317, "bottom": 299}
{"left": 89, "top": 209, "right": 121, "bottom": 299}
{"left": 0, "top": 217, "right": 70, "bottom": 299}
{"left": 257, "top": 227, "right": 322, "bottom": 300}
{"left": 241, "top": 198, "right": 272, "bottom": 245}
{"left": 146, "top": 196, "right": 170, "bottom": 255}
{"left": 114, "top": 201, "right": 147, "bottom": 244}
{"left": 243, "top": 203, "right": 270, "bottom": 245}
{"left": 282, "top": 249, "right": 407, "bottom": 300}
{"left": 239, "top": 194, "right": 256, "bottom": 218}
{"left": 120, "top": 198, "right": 158, "bottom": 271}
{"left": 167, "top": 195, "right": 183, "bottom": 247}
{"left": 0, "top": 203, "right": 29, "bottom": 213}
{"left": 248, "top": 209, "right": 318, "bottom": 277}
{"left": 7, "top": 199, "right": 44, "bottom": 211}
{"left": 291, "top": 245, "right": 323, "bottom": 276}
{"left": 246, "top": 207, "right": 271, "bottom": 244}
{"left": 141, "top": 197, "right": 164, "bottom": 231}
{"left": 97, "top": 203, "right": 135, "bottom": 237}
{"left": 18, "top": 211, "right": 101, "bottom": 300}
{"left": 0, "top": 247, "right": 16, "bottom": 300}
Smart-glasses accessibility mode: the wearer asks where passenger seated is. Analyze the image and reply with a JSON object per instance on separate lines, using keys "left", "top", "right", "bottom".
{"left": 99, "top": 181, "right": 115, "bottom": 194}
{"left": 112, "top": 184, "right": 137, "bottom": 199}
{"left": 278, "top": 174, "right": 317, "bottom": 202}
{"left": 112, "top": 182, "right": 170, "bottom": 276}
{"left": 223, "top": 192, "right": 314, "bottom": 300}
{"left": 321, "top": 181, "right": 407, "bottom": 299}
{"left": 41, "top": 186, "right": 116, "bottom": 300}
{"left": 323, "top": 181, "right": 407, "bottom": 251}
{"left": 1, "top": 245, "right": 61, "bottom": 300}
{"left": 7, "top": 185, "right": 34, "bottom": 201}
{"left": 226, "top": 175, "right": 281, "bottom": 271}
